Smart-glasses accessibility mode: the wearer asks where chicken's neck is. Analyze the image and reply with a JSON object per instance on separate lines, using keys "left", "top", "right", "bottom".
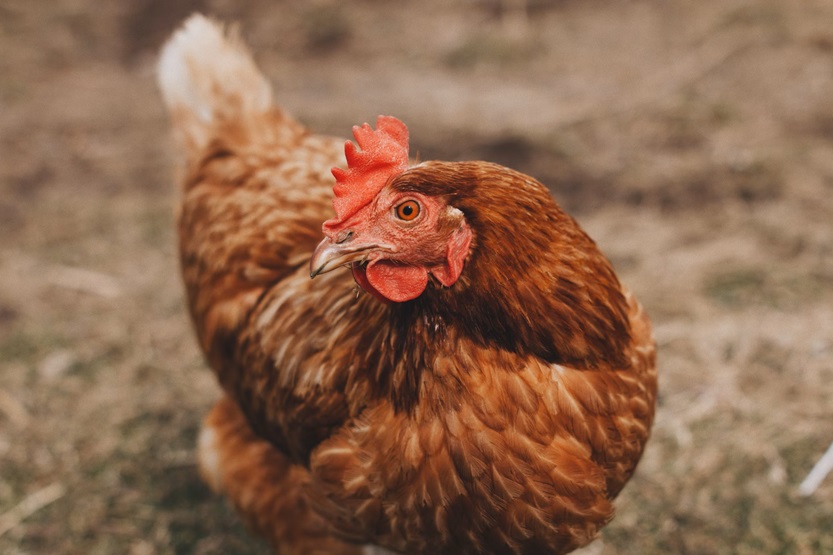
{"left": 364, "top": 242, "right": 634, "bottom": 412}
{"left": 365, "top": 161, "right": 634, "bottom": 409}
{"left": 425, "top": 230, "right": 630, "bottom": 368}
{"left": 421, "top": 213, "right": 631, "bottom": 375}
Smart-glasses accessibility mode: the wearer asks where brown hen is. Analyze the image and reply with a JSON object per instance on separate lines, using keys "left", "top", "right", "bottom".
{"left": 158, "top": 15, "right": 657, "bottom": 555}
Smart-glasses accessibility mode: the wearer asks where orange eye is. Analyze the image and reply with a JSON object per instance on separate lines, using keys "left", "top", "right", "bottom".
{"left": 395, "top": 200, "right": 420, "bottom": 221}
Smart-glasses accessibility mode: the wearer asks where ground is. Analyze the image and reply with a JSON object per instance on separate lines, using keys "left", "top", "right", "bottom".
{"left": 1, "top": 0, "right": 832, "bottom": 553}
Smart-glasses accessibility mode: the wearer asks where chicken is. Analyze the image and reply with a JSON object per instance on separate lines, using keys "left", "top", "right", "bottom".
{"left": 157, "top": 15, "right": 657, "bottom": 555}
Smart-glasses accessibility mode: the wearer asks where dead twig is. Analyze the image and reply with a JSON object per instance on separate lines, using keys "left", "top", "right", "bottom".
{"left": 799, "top": 441, "right": 833, "bottom": 497}
{"left": 0, "top": 483, "right": 67, "bottom": 538}
{"left": 46, "top": 265, "right": 123, "bottom": 298}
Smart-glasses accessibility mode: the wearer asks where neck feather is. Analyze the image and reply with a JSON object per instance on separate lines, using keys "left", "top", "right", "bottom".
{"left": 394, "top": 161, "right": 633, "bottom": 370}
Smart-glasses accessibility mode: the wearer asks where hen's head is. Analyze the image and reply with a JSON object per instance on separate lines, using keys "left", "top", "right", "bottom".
{"left": 310, "top": 116, "right": 472, "bottom": 303}
{"left": 311, "top": 116, "right": 632, "bottom": 366}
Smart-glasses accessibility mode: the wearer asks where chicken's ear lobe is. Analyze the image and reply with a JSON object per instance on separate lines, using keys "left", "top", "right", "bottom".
{"left": 432, "top": 222, "right": 472, "bottom": 287}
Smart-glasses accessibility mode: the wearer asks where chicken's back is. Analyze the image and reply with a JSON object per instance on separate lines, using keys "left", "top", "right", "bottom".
{"left": 158, "top": 15, "right": 344, "bottom": 376}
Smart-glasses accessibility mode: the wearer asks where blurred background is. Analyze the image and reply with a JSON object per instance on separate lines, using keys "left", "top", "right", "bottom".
{"left": 1, "top": 0, "right": 832, "bottom": 553}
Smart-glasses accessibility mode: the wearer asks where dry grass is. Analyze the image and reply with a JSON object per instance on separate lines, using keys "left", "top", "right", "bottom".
{"left": 1, "top": 0, "right": 831, "bottom": 553}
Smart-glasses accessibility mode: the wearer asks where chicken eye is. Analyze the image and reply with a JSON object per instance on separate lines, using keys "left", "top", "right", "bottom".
{"left": 395, "top": 200, "right": 420, "bottom": 221}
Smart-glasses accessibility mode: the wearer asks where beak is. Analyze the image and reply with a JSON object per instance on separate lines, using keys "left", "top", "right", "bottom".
{"left": 309, "top": 237, "right": 388, "bottom": 278}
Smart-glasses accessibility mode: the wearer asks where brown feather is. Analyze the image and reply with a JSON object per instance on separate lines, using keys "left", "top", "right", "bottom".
{"left": 199, "top": 396, "right": 363, "bottom": 555}
{"left": 160, "top": 14, "right": 657, "bottom": 555}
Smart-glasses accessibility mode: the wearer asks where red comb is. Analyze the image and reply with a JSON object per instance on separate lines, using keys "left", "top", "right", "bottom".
{"left": 324, "top": 116, "right": 410, "bottom": 231}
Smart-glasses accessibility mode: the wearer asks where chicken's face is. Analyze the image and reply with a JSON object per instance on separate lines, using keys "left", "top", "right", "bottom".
{"left": 309, "top": 116, "right": 472, "bottom": 303}
{"left": 310, "top": 182, "right": 472, "bottom": 303}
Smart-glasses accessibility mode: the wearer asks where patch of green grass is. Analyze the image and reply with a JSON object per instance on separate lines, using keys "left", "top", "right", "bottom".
{"left": 301, "top": 4, "right": 351, "bottom": 54}
{"left": 0, "top": 77, "right": 29, "bottom": 104}
{"left": 140, "top": 204, "right": 176, "bottom": 247}
{"left": 608, "top": 426, "right": 833, "bottom": 554}
{"left": 704, "top": 267, "right": 833, "bottom": 309}
{"left": 720, "top": 3, "right": 788, "bottom": 33}
{"left": 703, "top": 267, "right": 833, "bottom": 309}
{"left": 0, "top": 328, "right": 68, "bottom": 370}
{"left": 445, "top": 34, "right": 540, "bottom": 69}
{"left": 710, "top": 101, "right": 739, "bottom": 126}
{"left": 704, "top": 268, "right": 768, "bottom": 308}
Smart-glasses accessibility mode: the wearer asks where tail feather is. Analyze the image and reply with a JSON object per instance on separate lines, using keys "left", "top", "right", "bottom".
{"left": 157, "top": 14, "right": 273, "bottom": 156}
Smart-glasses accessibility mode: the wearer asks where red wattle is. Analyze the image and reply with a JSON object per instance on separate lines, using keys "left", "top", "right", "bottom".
{"left": 352, "top": 261, "right": 429, "bottom": 303}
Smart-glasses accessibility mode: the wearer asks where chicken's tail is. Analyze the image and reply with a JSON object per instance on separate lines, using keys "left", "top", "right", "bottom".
{"left": 157, "top": 14, "right": 274, "bottom": 159}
